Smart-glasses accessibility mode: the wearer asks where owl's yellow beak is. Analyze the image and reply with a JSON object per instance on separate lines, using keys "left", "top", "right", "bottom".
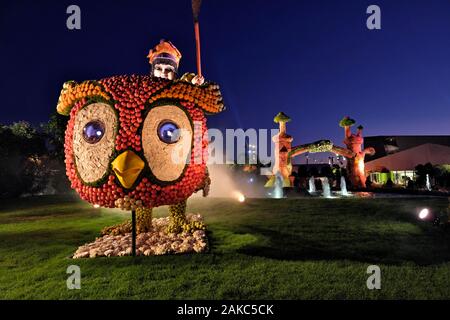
{"left": 111, "top": 150, "right": 145, "bottom": 189}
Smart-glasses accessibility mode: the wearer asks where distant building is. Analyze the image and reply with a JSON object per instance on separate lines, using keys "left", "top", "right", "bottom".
{"left": 364, "top": 135, "right": 450, "bottom": 161}
{"left": 364, "top": 136, "right": 450, "bottom": 185}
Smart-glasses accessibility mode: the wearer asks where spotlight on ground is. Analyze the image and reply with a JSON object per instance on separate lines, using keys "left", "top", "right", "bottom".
{"left": 418, "top": 208, "right": 430, "bottom": 220}
{"left": 233, "top": 191, "right": 245, "bottom": 203}
{"left": 418, "top": 208, "right": 450, "bottom": 229}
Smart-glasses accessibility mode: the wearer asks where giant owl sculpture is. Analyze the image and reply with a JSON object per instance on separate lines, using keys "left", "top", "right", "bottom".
{"left": 57, "top": 75, "right": 224, "bottom": 235}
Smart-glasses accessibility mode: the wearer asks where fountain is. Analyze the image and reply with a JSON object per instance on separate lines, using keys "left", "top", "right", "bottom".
{"left": 321, "top": 177, "right": 331, "bottom": 198}
{"left": 273, "top": 172, "right": 284, "bottom": 199}
{"left": 308, "top": 176, "right": 316, "bottom": 193}
{"left": 426, "top": 174, "right": 431, "bottom": 191}
{"left": 340, "top": 176, "right": 348, "bottom": 196}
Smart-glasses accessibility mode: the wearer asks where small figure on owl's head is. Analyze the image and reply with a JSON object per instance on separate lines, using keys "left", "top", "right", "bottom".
{"left": 148, "top": 39, "right": 205, "bottom": 85}
{"left": 57, "top": 44, "right": 224, "bottom": 236}
{"left": 148, "top": 39, "right": 181, "bottom": 80}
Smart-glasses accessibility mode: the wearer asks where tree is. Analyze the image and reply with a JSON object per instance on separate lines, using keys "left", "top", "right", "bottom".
{"left": 308, "top": 167, "right": 319, "bottom": 177}
{"left": 0, "top": 122, "right": 47, "bottom": 198}
{"left": 433, "top": 165, "right": 450, "bottom": 189}
{"left": 320, "top": 166, "right": 333, "bottom": 178}
{"left": 297, "top": 165, "right": 308, "bottom": 178}
{"left": 366, "top": 176, "right": 373, "bottom": 189}
{"left": 41, "top": 112, "right": 68, "bottom": 160}
{"left": 332, "top": 164, "right": 342, "bottom": 183}
{"left": 415, "top": 163, "right": 433, "bottom": 188}
{"left": 384, "top": 178, "right": 393, "bottom": 188}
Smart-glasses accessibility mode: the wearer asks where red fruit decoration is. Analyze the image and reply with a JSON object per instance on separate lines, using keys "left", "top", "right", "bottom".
{"left": 57, "top": 75, "right": 224, "bottom": 235}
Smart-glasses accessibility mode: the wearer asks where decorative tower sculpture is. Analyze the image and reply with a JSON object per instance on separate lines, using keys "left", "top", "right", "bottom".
{"left": 265, "top": 112, "right": 293, "bottom": 187}
{"left": 265, "top": 113, "right": 375, "bottom": 190}
{"left": 339, "top": 116, "right": 375, "bottom": 188}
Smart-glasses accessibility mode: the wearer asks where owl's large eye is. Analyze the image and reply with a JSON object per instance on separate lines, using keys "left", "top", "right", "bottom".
{"left": 157, "top": 121, "right": 180, "bottom": 144}
{"left": 83, "top": 120, "right": 105, "bottom": 144}
{"left": 72, "top": 103, "right": 117, "bottom": 184}
{"left": 142, "top": 105, "right": 193, "bottom": 182}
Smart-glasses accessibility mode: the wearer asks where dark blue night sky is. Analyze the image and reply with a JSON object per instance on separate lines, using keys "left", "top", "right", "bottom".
{"left": 1, "top": 0, "right": 449, "bottom": 154}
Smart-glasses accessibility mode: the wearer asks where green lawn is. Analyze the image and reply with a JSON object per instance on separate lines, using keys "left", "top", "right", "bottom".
{"left": 0, "top": 194, "right": 449, "bottom": 299}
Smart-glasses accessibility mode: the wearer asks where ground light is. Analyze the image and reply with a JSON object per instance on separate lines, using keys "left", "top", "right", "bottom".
{"left": 418, "top": 207, "right": 449, "bottom": 228}
{"left": 418, "top": 207, "right": 436, "bottom": 224}
{"left": 418, "top": 208, "right": 430, "bottom": 220}
{"left": 233, "top": 191, "right": 246, "bottom": 203}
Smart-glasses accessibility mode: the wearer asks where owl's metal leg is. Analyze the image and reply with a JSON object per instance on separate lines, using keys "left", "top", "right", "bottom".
{"left": 101, "top": 207, "right": 152, "bottom": 236}
{"left": 131, "top": 210, "right": 136, "bottom": 257}
{"left": 167, "top": 199, "right": 206, "bottom": 234}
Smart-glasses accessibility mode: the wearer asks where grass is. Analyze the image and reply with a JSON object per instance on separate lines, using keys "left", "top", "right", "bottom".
{"left": 0, "top": 194, "right": 449, "bottom": 299}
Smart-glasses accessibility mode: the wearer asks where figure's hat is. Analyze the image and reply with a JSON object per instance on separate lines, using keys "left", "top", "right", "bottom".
{"left": 147, "top": 39, "right": 182, "bottom": 70}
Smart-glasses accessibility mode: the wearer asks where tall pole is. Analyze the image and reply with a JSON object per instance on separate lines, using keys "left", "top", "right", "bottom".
{"left": 194, "top": 21, "right": 202, "bottom": 78}
{"left": 192, "top": 0, "right": 203, "bottom": 77}
{"left": 131, "top": 210, "right": 136, "bottom": 257}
